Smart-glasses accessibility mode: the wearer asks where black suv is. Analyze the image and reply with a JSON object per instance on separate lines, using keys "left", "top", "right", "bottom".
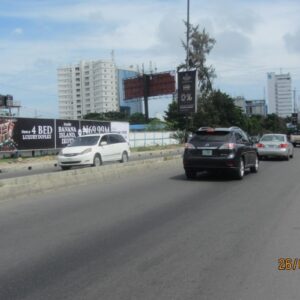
{"left": 183, "top": 127, "right": 259, "bottom": 179}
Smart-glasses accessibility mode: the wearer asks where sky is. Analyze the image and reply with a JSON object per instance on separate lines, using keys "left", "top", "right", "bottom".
{"left": 1, "top": 0, "right": 300, "bottom": 118}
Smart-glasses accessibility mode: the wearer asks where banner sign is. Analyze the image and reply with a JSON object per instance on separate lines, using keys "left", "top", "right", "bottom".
{"left": 0, "top": 117, "right": 128, "bottom": 152}
{"left": 0, "top": 117, "right": 55, "bottom": 151}
{"left": 111, "top": 121, "right": 130, "bottom": 141}
{"left": 79, "top": 121, "right": 111, "bottom": 136}
{"left": 56, "top": 119, "right": 80, "bottom": 148}
{"left": 178, "top": 70, "right": 197, "bottom": 114}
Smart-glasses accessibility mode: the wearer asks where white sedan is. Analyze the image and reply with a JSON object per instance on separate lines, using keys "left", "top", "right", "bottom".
{"left": 256, "top": 133, "right": 293, "bottom": 160}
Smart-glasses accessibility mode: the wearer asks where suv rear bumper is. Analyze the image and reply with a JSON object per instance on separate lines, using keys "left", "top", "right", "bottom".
{"left": 183, "top": 156, "right": 240, "bottom": 171}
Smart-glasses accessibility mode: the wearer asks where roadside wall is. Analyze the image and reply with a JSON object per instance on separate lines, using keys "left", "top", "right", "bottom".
{"left": 129, "top": 131, "right": 178, "bottom": 147}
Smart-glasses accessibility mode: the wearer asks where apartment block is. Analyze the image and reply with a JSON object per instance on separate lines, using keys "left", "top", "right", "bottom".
{"left": 58, "top": 60, "right": 119, "bottom": 119}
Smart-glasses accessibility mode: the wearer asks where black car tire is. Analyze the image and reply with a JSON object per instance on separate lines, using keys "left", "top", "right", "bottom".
{"left": 290, "top": 152, "right": 294, "bottom": 158}
{"left": 185, "top": 169, "right": 197, "bottom": 179}
{"left": 92, "top": 154, "right": 102, "bottom": 167}
{"left": 61, "top": 166, "right": 71, "bottom": 170}
{"left": 285, "top": 155, "right": 289, "bottom": 161}
{"left": 120, "top": 151, "right": 129, "bottom": 163}
{"left": 234, "top": 158, "right": 245, "bottom": 180}
{"left": 250, "top": 155, "right": 259, "bottom": 173}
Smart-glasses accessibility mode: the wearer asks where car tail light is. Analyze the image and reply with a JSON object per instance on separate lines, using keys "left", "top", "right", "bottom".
{"left": 256, "top": 143, "right": 265, "bottom": 148}
{"left": 219, "top": 143, "right": 236, "bottom": 150}
{"left": 185, "top": 143, "right": 195, "bottom": 149}
{"left": 279, "top": 143, "right": 288, "bottom": 148}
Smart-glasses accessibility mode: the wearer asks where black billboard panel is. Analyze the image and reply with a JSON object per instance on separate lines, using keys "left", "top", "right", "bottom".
{"left": 12, "top": 118, "right": 55, "bottom": 150}
{"left": 56, "top": 119, "right": 80, "bottom": 148}
{"left": 291, "top": 113, "right": 298, "bottom": 125}
{"left": 79, "top": 121, "right": 111, "bottom": 135}
{"left": 178, "top": 70, "right": 197, "bottom": 114}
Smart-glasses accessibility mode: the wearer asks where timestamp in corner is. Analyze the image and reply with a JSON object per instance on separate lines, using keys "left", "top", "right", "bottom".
{"left": 278, "top": 258, "right": 300, "bottom": 271}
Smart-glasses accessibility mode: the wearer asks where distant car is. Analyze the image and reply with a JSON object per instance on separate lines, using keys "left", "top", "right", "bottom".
{"left": 290, "top": 131, "right": 300, "bottom": 147}
{"left": 57, "top": 133, "right": 130, "bottom": 170}
{"left": 256, "top": 134, "right": 293, "bottom": 160}
{"left": 183, "top": 127, "right": 259, "bottom": 180}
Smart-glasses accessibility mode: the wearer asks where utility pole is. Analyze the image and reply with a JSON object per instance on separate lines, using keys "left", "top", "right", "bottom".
{"left": 186, "top": 0, "right": 190, "bottom": 71}
{"left": 143, "top": 74, "right": 149, "bottom": 121}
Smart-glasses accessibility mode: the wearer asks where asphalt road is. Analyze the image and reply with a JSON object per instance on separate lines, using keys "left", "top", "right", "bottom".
{"left": 1, "top": 150, "right": 300, "bottom": 299}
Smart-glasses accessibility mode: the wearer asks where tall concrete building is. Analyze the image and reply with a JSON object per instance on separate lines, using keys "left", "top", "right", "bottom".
{"left": 58, "top": 59, "right": 118, "bottom": 119}
{"left": 118, "top": 68, "right": 143, "bottom": 115}
{"left": 267, "top": 72, "right": 293, "bottom": 118}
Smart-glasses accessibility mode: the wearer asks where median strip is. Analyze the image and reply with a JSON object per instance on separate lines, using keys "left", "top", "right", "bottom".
{"left": 0, "top": 155, "right": 182, "bottom": 200}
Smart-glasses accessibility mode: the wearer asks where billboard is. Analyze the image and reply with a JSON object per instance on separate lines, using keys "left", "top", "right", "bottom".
{"left": 0, "top": 117, "right": 128, "bottom": 152}
{"left": 178, "top": 70, "right": 197, "bottom": 114}
{"left": 124, "top": 72, "right": 176, "bottom": 100}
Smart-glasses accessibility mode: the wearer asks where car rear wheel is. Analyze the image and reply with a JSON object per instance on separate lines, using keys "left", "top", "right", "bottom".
{"left": 234, "top": 158, "right": 245, "bottom": 180}
{"left": 250, "top": 155, "right": 259, "bottom": 173}
{"left": 185, "top": 169, "right": 197, "bottom": 179}
{"left": 93, "top": 154, "right": 102, "bottom": 167}
{"left": 285, "top": 155, "right": 290, "bottom": 161}
{"left": 120, "top": 151, "right": 128, "bottom": 163}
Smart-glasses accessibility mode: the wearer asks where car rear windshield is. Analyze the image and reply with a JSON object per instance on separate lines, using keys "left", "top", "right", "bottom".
{"left": 190, "top": 131, "right": 232, "bottom": 143}
{"left": 260, "top": 135, "right": 285, "bottom": 142}
{"left": 68, "top": 136, "right": 99, "bottom": 147}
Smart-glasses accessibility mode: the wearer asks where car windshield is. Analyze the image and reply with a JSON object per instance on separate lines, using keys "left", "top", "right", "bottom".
{"left": 260, "top": 135, "right": 285, "bottom": 142}
{"left": 191, "top": 131, "right": 231, "bottom": 143}
{"left": 67, "top": 136, "right": 99, "bottom": 147}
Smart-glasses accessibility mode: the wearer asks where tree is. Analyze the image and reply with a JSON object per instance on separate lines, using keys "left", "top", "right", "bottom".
{"left": 192, "top": 90, "right": 247, "bottom": 130}
{"left": 83, "top": 111, "right": 128, "bottom": 121}
{"left": 129, "top": 113, "right": 146, "bottom": 124}
{"left": 164, "top": 101, "right": 186, "bottom": 130}
{"left": 263, "top": 114, "right": 287, "bottom": 133}
{"left": 179, "top": 23, "right": 216, "bottom": 95}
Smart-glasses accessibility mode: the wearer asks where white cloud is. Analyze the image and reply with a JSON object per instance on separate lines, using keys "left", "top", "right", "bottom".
{"left": 13, "top": 27, "right": 23, "bottom": 35}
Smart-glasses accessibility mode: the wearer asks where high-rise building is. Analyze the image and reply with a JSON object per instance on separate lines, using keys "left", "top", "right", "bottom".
{"left": 117, "top": 68, "right": 143, "bottom": 115}
{"left": 57, "top": 59, "right": 118, "bottom": 120}
{"left": 267, "top": 72, "right": 293, "bottom": 118}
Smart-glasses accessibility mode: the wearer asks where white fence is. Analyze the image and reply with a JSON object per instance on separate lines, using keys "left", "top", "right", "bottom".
{"left": 129, "top": 131, "right": 179, "bottom": 147}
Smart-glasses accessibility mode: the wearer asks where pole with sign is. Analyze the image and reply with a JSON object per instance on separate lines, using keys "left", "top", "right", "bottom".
{"left": 178, "top": 70, "right": 197, "bottom": 115}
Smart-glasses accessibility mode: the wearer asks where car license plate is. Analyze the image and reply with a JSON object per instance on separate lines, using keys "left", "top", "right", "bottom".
{"left": 267, "top": 145, "right": 275, "bottom": 148}
{"left": 202, "top": 149, "right": 212, "bottom": 156}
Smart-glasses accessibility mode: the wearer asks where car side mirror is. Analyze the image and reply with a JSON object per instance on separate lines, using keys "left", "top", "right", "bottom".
{"left": 100, "top": 141, "right": 107, "bottom": 146}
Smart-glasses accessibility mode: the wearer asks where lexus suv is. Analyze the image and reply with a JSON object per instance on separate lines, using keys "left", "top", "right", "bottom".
{"left": 183, "top": 127, "right": 259, "bottom": 179}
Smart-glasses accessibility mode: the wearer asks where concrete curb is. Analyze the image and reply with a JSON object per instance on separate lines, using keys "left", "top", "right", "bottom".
{"left": 0, "top": 155, "right": 182, "bottom": 200}
{"left": 0, "top": 148, "right": 183, "bottom": 173}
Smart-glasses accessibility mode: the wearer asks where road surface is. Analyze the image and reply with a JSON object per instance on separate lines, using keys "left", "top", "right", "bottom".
{"left": 1, "top": 151, "right": 300, "bottom": 299}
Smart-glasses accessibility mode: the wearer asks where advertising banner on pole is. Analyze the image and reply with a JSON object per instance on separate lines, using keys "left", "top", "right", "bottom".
{"left": 178, "top": 70, "right": 197, "bottom": 114}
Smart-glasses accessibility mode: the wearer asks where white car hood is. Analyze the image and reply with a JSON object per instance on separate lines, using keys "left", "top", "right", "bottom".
{"left": 62, "top": 146, "right": 94, "bottom": 155}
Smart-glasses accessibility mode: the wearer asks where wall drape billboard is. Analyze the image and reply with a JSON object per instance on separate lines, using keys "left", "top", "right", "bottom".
{"left": 0, "top": 117, "right": 127, "bottom": 152}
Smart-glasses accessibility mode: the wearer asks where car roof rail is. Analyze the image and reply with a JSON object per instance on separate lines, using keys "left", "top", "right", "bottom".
{"left": 198, "top": 126, "right": 214, "bottom": 131}
{"left": 229, "top": 126, "right": 241, "bottom": 130}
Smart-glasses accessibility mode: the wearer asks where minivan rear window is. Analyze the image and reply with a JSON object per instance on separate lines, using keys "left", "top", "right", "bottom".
{"left": 190, "top": 131, "right": 232, "bottom": 143}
